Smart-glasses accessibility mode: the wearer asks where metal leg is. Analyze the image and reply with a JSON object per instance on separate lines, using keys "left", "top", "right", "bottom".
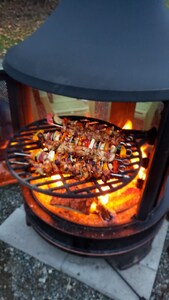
{"left": 26, "top": 214, "right": 31, "bottom": 226}
{"left": 166, "top": 211, "right": 169, "bottom": 222}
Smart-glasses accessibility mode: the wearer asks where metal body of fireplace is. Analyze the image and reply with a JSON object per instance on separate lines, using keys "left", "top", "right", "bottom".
{"left": 2, "top": 0, "right": 169, "bottom": 269}
{"left": 5, "top": 112, "right": 169, "bottom": 268}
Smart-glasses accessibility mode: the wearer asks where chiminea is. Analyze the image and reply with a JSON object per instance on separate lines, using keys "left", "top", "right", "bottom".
{"left": 3, "top": 0, "right": 169, "bottom": 269}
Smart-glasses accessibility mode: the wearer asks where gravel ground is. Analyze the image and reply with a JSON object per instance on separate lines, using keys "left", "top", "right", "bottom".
{"left": 0, "top": 183, "right": 169, "bottom": 300}
{"left": 0, "top": 241, "right": 110, "bottom": 300}
{"left": 0, "top": 184, "right": 111, "bottom": 300}
{"left": 150, "top": 227, "right": 169, "bottom": 300}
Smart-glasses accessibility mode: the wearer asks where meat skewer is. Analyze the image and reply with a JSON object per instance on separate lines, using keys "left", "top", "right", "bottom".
{"left": 11, "top": 114, "right": 130, "bottom": 180}
{"left": 28, "top": 149, "right": 129, "bottom": 180}
{"left": 34, "top": 116, "right": 122, "bottom": 164}
{"left": 13, "top": 151, "right": 130, "bottom": 179}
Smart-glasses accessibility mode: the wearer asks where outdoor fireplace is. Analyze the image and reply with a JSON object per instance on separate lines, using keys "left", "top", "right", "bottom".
{"left": 2, "top": 0, "right": 169, "bottom": 269}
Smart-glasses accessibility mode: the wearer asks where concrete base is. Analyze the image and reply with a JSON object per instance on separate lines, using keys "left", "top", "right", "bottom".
{"left": 0, "top": 205, "right": 168, "bottom": 300}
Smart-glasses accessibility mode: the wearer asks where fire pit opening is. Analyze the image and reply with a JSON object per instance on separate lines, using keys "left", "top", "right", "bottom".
{"left": 4, "top": 95, "right": 169, "bottom": 269}
{"left": 5, "top": 107, "right": 161, "bottom": 228}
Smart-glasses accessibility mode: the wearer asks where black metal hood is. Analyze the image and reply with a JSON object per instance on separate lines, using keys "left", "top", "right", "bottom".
{"left": 3, "top": 0, "right": 169, "bottom": 101}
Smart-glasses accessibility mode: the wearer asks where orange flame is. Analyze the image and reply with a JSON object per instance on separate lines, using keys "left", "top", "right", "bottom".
{"left": 140, "top": 145, "right": 147, "bottom": 158}
{"left": 122, "top": 120, "right": 133, "bottom": 130}
{"left": 50, "top": 174, "right": 62, "bottom": 187}
{"left": 99, "top": 194, "right": 109, "bottom": 205}
{"left": 138, "top": 167, "right": 146, "bottom": 181}
{"left": 90, "top": 202, "right": 97, "bottom": 213}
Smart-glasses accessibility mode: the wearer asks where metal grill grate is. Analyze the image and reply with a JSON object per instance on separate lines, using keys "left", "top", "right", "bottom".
{"left": 5, "top": 116, "right": 148, "bottom": 199}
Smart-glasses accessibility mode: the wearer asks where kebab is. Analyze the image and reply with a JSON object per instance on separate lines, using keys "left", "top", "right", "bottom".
{"left": 14, "top": 113, "right": 128, "bottom": 180}
{"left": 33, "top": 113, "right": 124, "bottom": 162}
{"left": 28, "top": 114, "right": 127, "bottom": 178}
{"left": 28, "top": 148, "right": 118, "bottom": 180}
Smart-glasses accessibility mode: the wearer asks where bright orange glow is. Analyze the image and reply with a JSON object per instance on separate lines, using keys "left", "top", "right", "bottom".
{"left": 25, "top": 145, "right": 33, "bottom": 149}
{"left": 11, "top": 142, "right": 17, "bottom": 146}
{"left": 51, "top": 174, "right": 61, "bottom": 180}
{"left": 138, "top": 167, "right": 146, "bottom": 181}
{"left": 141, "top": 145, "right": 147, "bottom": 158}
{"left": 99, "top": 194, "right": 109, "bottom": 205}
{"left": 28, "top": 119, "right": 154, "bottom": 227}
{"left": 122, "top": 120, "right": 133, "bottom": 129}
{"left": 90, "top": 201, "right": 97, "bottom": 213}
{"left": 138, "top": 144, "right": 150, "bottom": 180}
{"left": 50, "top": 174, "right": 63, "bottom": 187}
{"left": 0, "top": 140, "right": 8, "bottom": 150}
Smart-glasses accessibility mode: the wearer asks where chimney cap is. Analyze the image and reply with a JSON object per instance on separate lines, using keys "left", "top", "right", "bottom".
{"left": 3, "top": 0, "right": 169, "bottom": 101}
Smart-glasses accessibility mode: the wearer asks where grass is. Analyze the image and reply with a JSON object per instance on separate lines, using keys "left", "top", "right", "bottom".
{"left": 0, "top": 34, "right": 26, "bottom": 54}
{"left": 0, "top": 0, "right": 58, "bottom": 56}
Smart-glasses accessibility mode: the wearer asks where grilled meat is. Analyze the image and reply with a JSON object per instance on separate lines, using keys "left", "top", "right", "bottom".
{"left": 29, "top": 114, "right": 125, "bottom": 180}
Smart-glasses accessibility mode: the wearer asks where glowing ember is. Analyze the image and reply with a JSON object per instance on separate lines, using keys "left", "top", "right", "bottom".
{"left": 99, "top": 194, "right": 109, "bottom": 205}
{"left": 50, "top": 174, "right": 63, "bottom": 187}
{"left": 90, "top": 201, "right": 97, "bottom": 213}
{"left": 30, "top": 152, "right": 145, "bottom": 226}
{"left": 141, "top": 145, "right": 148, "bottom": 158}
{"left": 0, "top": 140, "right": 8, "bottom": 150}
{"left": 138, "top": 167, "right": 146, "bottom": 181}
{"left": 16, "top": 117, "right": 154, "bottom": 226}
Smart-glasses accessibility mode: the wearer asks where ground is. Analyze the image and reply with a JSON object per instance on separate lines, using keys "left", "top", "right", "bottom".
{"left": 0, "top": 0, "right": 59, "bottom": 56}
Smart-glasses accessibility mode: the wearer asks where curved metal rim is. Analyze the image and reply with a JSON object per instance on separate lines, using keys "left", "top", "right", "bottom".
{"left": 5, "top": 116, "right": 142, "bottom": 199}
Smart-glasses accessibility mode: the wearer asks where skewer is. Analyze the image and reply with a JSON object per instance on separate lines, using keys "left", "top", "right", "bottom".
{"left": 11, "top": 156, "right": 130, "bottom": 178}
{"left": 13, "top": 153, "right": 131, "bottom": 178}
{"left": 110, "top": 173, "right": 130, "bottom": 179}
{"left": 48, "top": 123, "right": 63, "bottom": 128}
{"left": 14, "top": 152, "right": 30, "bottom": 157}
{"left": 9, "top": 160, "right": 30, "bottom": 165}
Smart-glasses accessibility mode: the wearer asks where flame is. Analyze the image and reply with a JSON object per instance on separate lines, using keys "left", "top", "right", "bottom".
{"left": 27, "top": 115, "right": 154, "bottom": 226}
{"left": 51, "top": 174, "right": 61, "bottom": 180}
{"left": 138, "top": 145, "right": 150, "bottom": 180}
{"left": 50, "top": 174, "right": 62, "bottom": 187}
{"left": 11, "top": 141, "right": 17, "bottom": 146}
{"left": 90, "top": 201, "right": 97, "bottom": 213}
{"left": 122, "top": 120, "right": 133, "bottom": 130}
{"left": 0, "top": 140, "right": 8, "bottom": 149}
{"left": 140, "top": 145, "right": 147, "bottom": 158}
{"left": 99, "top": 194, "right": 109, "bottom": 205}
{"left": 138, "top": 167, "right": 146, "bottom": 181}
{"left": 90, "top": 194, "right": 109, "bottom": 214}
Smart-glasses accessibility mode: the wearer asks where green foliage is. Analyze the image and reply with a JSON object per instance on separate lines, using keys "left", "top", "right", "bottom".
{"left": 0, "top": 0, "right": 58, "bottom": 56}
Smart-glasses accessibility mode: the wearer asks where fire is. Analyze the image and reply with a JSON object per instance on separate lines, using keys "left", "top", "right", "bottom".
{"left": 90, "top": 201, "right": 97, "bottom": 213}
{"left": 28, "top": 117, "right": 153, "bottom": 227}
{"left": 90, "top": 193, "right": 109, "bottom": 214}
{"left": 0, "top": 140, "right": 8, "bottom": 150}
{"left": 50, "top": 174, "right": 62, "bottom": 187}
{"left": 51, "top": 174, "right": 61, "bottom": 180}
{"left": 141, "top": 145, "right": 147, "bottom": 158}
{"left": 121, "top": 121, "right": 149, "bottom": 182}
{"left": 138, "top": 145, "right": 150, "bottom": 181}
{"left": 99, "top": 194, "right": 109, "bottom": 205}
{"left": 95, "top": 181, "right": 110, "bottom": 211}
{"left": 122, "top": 120, "right": 133, "bottom": 130}
{"left": 138, "top": 167, "right": 146, "bottom": 181}
{"left": 88, "top": 119, "right": 151, "bottom": 220}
